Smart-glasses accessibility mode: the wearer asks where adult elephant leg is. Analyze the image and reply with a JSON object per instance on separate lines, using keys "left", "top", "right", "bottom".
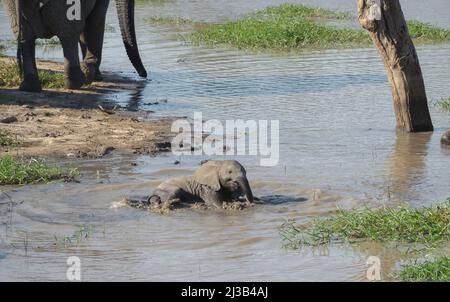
{"left": 80, "top": 0, "right": 110, "bottom": 82}
{"left": 4, "top": 0, "right": 41, "bottom": 92}
{"left": 60, "top": 36, "right": 85, "bottom": 89}
{"left": 19, "top": 39, "right": 42, "bottom": 92}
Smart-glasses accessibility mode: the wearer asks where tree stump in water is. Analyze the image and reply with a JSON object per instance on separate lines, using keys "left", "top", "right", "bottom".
{"left": 357, "top": 0, "right": 433, "bottom": 132}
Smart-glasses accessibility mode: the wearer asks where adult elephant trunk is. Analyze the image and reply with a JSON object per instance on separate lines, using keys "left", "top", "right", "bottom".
{"left": 116, "top": 0, "right": 147, "bottom": 78}
{"left": 237, "top": 177, "right": 254, "bottom": 204}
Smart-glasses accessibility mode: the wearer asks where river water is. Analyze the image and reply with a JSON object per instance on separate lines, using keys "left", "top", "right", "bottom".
{"left": 0, "top": 0, "right": 449, "bottom": 281}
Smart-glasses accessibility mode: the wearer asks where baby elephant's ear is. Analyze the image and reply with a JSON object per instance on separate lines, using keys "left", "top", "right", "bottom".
{"left": 194, "top": 161, "right": 221, "bottom": 191}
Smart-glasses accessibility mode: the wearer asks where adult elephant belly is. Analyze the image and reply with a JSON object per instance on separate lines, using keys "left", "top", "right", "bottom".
{"left": 39, "top": 1, "right": 97, "bottom": 39}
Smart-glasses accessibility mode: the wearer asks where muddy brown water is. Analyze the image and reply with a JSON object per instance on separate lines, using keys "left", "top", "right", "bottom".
{"left": 1, "top": 0, "right": 450, "bottom": 281}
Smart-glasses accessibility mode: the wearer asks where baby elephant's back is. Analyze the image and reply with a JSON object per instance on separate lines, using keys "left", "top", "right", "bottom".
{"left": 157, "top": 176, "right": 192, "bottom": 192}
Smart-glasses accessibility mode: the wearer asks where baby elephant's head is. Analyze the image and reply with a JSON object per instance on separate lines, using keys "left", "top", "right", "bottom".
{"left": 194, "top": 160, "right": 254, "bottom": 203}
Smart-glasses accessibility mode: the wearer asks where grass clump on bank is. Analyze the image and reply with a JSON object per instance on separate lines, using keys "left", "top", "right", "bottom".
{"left": 0, "top": 60, "right": 64, "bottom": 89}
{"left": 280, "top": 201, "right": 450, "bottom": 249}
{"left": 0, "top": 155, "right": 78, "bottom": 185}
{"left": 188, "top": 4, "right": 450, "bottom": 51}
{"left": 0, "top": 130, "right": 20, "bottom": 148}
{"left": 407, "top": 21, "right": 450, "bottom": 42}
{"left": 191, "top": 18, "right": 369, "bottom": 51}
{"left": 400, "top": 256, "right": 450, "bottom": 282}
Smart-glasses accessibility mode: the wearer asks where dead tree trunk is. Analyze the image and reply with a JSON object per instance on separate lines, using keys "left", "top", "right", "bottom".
{"left": 357, "top": 0, "right": 433, "bottom": 132}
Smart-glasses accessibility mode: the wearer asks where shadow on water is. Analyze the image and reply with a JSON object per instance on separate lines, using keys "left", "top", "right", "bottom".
{"left": 257, "top": 195, "right": 308, "bottom": 205}
{"left": 124, "top": 194, "right": 308, "bottom": 208}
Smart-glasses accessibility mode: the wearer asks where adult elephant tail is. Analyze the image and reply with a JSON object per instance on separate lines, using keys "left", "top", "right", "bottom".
{"left": 116, "top": 0, "right": 147, "bottom": 78}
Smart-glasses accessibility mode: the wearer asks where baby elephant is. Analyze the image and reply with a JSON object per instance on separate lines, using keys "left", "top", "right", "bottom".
{"left": 148, "top": 160, "right": 254, "bottom": 209}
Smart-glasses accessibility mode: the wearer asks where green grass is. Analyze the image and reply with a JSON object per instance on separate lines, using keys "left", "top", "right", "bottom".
{"left": 253, "top": 3, "right": 352, "bottom": 20}
{"left": 400, "top": 256, "right": 450, "bottom": 282}
{"left": 188, "top": 4, "right": 450, "bottom": 51}
{"left": 0, "top": 155, "right": 78, "bottom": 185}
{"left": 280, "top": 200, "right": 450, "bottom": 249}
{"left": 0, "top": 60, "right": 64, "bottom": 89}
{"left": 190, "top": 18, "right": 369, "bottom": 51}
{"left": 0, "top": 130, "right": 20, "bottom": 148}
{"left": 407, "top": 20, "right": 450, "bottom": 42}
{"left": 434, "top": 98, "right": 450, "bottom": 112}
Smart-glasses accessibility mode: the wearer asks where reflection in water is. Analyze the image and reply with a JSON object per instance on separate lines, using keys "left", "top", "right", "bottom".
{"left": 125, "top": 81, "right": 148, "bottom": 111}
{"left": 387, "top": 131, "right": 432, "bottom": 204}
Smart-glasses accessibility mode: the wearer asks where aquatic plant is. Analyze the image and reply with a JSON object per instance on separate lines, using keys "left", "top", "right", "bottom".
{"left": 0, "top": 155, "right": 78, "bottom": 185}
{"left": 280, "top": 200, "right": 450, "bottom": 249}
{"left": 399, "top": 256, "right": 450, "bottom": 282}
{"left": 434, "top": 98, "right": 450, "bottom": 113}
{"left": 0, "top": 60, "right": 65, "bottom": 89}
{"left": 53, "top": 224, "right": 94, "bottom": 249}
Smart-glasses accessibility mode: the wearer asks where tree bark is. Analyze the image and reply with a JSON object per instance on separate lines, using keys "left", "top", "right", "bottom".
{"left": 357, "top": 0, "right": 433, "bottom": 132}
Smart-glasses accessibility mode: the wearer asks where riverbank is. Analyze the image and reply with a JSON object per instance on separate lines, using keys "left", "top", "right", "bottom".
{"left": 0, "top": 58, "right": 175, "bottom": 159}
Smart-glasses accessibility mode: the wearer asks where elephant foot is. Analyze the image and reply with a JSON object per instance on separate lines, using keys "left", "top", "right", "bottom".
{"left": 80, "top": 63, "right": 96, "bottom": 85}
{"left": 19, "top": 74, "right": 42, "bottom": 93}
{"left": 65, "top": 67, "right": 86, "bottom": 90}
